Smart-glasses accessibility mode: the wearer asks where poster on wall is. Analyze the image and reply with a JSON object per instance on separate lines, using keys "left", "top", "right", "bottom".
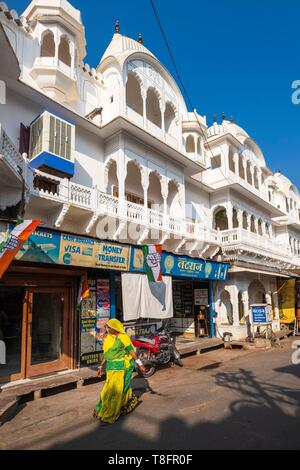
{"left": 95, "top": 279, "right": 111, "bottom": 349}
{"left": 81, "top": 279, "right": 97, "bottom": 318}
{"left": 80, "top": 317, "right": 96, "bottom": 355}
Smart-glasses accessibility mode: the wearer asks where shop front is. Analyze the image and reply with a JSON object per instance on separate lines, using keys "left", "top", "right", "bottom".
{"left": 0, "top": 224, "right": 230, "bottom": 384}
{"left": 0, "top": 264, "right": 80, "bottom": 384}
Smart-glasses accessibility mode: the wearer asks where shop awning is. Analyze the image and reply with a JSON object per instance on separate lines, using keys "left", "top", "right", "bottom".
{"left": 229, "top": 265, "right": 299, "bottom": 278}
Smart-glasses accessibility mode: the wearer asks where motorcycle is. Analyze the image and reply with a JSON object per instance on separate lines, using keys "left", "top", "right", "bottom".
{"left": 132, "top": 322, "right": 183, "bottom": 377}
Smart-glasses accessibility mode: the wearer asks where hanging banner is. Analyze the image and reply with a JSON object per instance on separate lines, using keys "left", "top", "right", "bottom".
{"left": 0, "top": 220, "right": 40, "bottom": 279}
{"left": 142, "top": 244, "right": 162, "bottom": 282}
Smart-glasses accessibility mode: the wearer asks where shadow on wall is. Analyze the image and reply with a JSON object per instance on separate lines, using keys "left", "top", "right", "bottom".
{"left": 45, "top": 365, "right": 300, "bottom": 450}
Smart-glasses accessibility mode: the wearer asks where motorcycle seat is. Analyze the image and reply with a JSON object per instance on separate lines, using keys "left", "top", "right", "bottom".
{"left": 136, "top": 337, "right": 156, "bottom": 346}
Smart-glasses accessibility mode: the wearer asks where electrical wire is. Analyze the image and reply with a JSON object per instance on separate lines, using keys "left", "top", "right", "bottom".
{"left": 149, "top": 0, "right": 233, "bottom": 185}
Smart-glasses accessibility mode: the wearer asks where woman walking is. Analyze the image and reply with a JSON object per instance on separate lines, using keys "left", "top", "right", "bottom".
{"left": 93, "top": 318, "right": 145, "bottom": 424}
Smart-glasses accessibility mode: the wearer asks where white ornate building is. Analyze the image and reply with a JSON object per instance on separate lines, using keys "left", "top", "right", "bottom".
{"left": 0, "top": 0, "right": 299, "bottom": 341}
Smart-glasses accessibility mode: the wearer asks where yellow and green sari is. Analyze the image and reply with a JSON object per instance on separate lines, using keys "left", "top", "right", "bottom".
{"left": 93, "top": 333, "right": 139, "bottom": 424}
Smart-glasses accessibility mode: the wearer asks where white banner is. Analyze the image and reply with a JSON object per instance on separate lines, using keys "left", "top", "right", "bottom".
{"left": 121, "top": 273, "right": 173, "bottom": 321}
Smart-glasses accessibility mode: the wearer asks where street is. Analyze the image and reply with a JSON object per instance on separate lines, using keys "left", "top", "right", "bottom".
{"left": 0, "top": 337, "right": 299, "bottom": 450}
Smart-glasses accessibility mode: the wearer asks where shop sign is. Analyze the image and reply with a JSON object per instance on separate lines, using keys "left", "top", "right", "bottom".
{"left": 13, "top": 226, "right": 131, "bottom": 272}
{"left": 80, "top": 352, "right": 103, "bottom": 367}
{"left": 162, "top": 253, "right": 229, "bottom": 280}
{"left": 251, "top": 304, "right": 273, "bottom": 324}
{"left": 95, "top": 243, "right": 130, "bottom": 271}
{"left": 130, "top": 248, "right": 229, "bottom": 281}
{"left": 95, "top": 279, "right": 110, "bottom": 349}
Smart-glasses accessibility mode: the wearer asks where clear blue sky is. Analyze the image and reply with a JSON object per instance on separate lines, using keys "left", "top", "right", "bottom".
{"left": 11, "top": 0, "right": 300, "bottom": 188}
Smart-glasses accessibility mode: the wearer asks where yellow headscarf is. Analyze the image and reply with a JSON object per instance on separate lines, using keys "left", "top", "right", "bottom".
{"left": 106, "top": 318, "right": 125, "bottom": 334}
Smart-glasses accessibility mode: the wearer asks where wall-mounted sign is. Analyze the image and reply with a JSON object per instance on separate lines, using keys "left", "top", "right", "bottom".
{"left": 194, "top": 289, "right": 209, "bottom": 306}
{"left": 12, "top": 225, "right": 230, "bottom": 281}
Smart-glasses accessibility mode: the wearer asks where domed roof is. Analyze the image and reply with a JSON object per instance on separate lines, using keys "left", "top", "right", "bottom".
{"left": 98, "top": 33, "right": 157, "bottom": 68}
{"left": 207, "top": 119, "right": 249, "bottom": 143}
{"left": 272, "top": 172, "right": 299, "bottom": 197}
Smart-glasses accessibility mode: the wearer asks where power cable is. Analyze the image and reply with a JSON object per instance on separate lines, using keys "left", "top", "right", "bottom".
{"left": 149, "top": 0, "right": 233, "bottom": 185}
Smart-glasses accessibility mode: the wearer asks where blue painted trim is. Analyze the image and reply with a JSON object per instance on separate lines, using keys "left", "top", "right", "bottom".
{"left": 209, "top": 281, "right": 215, "bottom": 338}
{"left": 29, "top": 151, "right": 74, "bottom": 176}
{"left": 109, "top": 271, "right": 117, "bottom": 319}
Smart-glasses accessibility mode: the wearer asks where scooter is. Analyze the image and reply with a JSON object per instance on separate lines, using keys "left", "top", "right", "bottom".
{"left": 132, "top": 323, "right": 183, "bottom": 377}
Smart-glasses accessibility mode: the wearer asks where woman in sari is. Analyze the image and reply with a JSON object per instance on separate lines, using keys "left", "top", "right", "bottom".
{"left": 93, "top": 318, "right": 145, "bottom": 424}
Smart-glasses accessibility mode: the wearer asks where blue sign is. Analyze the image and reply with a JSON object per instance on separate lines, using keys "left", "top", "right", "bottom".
{"left": 130, "top": 247, "right": 229, "bottom": 281}
{"left": 251, "top": 305, "right": 272, "bottom": 324}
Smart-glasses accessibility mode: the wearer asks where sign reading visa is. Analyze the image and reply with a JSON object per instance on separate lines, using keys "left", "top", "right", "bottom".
{"left": 59, "top": 233, "right": 96, "bottom": 267}
{"left": 251, "top": 304, "right": 273, "bottom": 324}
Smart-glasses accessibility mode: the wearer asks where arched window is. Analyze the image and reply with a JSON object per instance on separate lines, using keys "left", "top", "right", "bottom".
{"left": 126, "top": 72, "right": 143, "bottom": 116}
{"left": 239, "top": 157, "right": 244, "bottom": 179}
{"left": 243, "top": 211, "right": 248, "bottom": 230}
{"left": 254, "top": 167, "right": 260, "bottom": 189}
{"left": 58, "top": 36, "right": 71, "bottom": 67}
{"left": 228, "top": 149, "right": 235, "bottom": 173}
{"left": 214, "top": 207, "right": 228, "bottom": 231}
{"left": 148, "top": 171, "right": 163, "bottom": 210}
{"left": 248, "top": 280, "right": 266, "bottom": 305}
{"left": 164, "top": 102, "right": 176, "bottom": 135}
{"left": 146, "top": 87, "right": 161, "bottom": 128}
{"left": 232, "top": 208, "right": 239, "bottom": 228}
{"left": 250, "top": 215, "right": 256, "bottom": 233}
{"left": 125, "top": 160, "right": 143, "bottom": 204}
{"left": 41, "top": 30, "right": 55, "bottom": 57}
{"left": 246, "top": 161, "right": 252, "bottom": 185}
{"left": 258, "top": 219, "right": 263, "bottom": 236}
{"left": 167, "top": 180, "right": 181, "bottom": 216}
{"left": 186, "top": 135, "right": 195, "bottom": 153}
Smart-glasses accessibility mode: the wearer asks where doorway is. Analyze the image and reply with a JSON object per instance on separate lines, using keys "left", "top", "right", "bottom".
{"left": 0, "top": 284, "right": 71, "bottom": 383}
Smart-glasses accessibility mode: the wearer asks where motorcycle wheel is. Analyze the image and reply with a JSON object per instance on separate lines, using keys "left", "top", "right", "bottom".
{"left": 136, "top": 348, "right": 156, "bottom": 378}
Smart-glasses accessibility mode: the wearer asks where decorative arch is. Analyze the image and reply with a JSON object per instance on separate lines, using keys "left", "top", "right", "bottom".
{"left": 167, "top": 179, "right": 182, "bottom": 216}
{"left": 58, "top": 35, "right": 71, "bottom": 66}
{"left": 219, "top": 289, "right": 233, "bottom": 325}
{"left": 164, "top": 100, "right": 177, "bottom": 135}
{"left": 104, "top": 157, "right": 118, "bottom": 193}
{"left": 41, "top": 29, "right": 55, "bottom": 58}
{"left": 126, "top": 70, "right": 143, "bottom": 116}
{"left": 186, "top": 135, "right": 195, "bottom": 153}
{"left": 146, "top": 87, "right": 162, "bottom": 128}
{"left": 248, "top": 280, "right": 266, "bottom": 305}
{"left": 232, "top": 207, "right": 239, "bottom": 229}
{"left": 125, "top": 159, "right": 144, "bottom": 201}
{"left": 213, "top": 206, "right": 228, "bottom": 231}
{"left": 148, "top": 170, "right": 164, "bottom": 209}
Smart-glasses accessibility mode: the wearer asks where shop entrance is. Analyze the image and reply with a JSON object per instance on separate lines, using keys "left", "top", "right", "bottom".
{"left": 0, "top": 273, "right": 74, "bottom": 384}
{"left": 24, "top": 287, "right": 69, "bottom": 378}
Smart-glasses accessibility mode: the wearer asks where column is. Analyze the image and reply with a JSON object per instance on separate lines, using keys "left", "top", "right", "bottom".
{"left": 117, "top": 136, "right": 126, "bottom": 218}
{"left": 161, "top": 177, "right": 169, "bottom": 231}
{"left": 250, "top": 164, "right": 255, "bottom": 187}
{"left": 227, "top": 204, "right": 233, "bottom": 230}
{"left": 142, "top": 89, "right": 147, "bottom": 130}
{"left": 160, "top": 101, "right": 165, "bottom": 138}
{"left": 233, "top": 152, "right": 239, "bottom": 177}
{"left": 141, "top": 170, "right": 149, "bottom": 224}
{"left": 242, "top": 158, "right": 247, "bottom": 180}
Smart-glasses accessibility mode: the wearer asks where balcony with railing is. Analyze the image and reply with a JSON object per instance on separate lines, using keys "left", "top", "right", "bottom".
{"left": 219, "top": 227, "right": 300, "bottom": 267}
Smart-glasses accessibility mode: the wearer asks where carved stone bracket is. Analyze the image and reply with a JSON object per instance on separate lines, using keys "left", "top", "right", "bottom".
{"left": 55, "top": 203, "right": 70, "bottom": 228}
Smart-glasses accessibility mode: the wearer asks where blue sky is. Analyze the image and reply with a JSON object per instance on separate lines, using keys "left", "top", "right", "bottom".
{"left": 11, "top": 0, "right": 300, "bottom": 187}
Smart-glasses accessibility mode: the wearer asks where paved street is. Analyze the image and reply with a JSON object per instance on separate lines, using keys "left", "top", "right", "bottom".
{"left": 0, "top": 338, "right": 299, "bottom": 450}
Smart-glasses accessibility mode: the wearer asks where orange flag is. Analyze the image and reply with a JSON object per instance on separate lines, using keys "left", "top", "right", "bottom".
{"left": 0, "top": 220, "right": 41, "bottom": 279}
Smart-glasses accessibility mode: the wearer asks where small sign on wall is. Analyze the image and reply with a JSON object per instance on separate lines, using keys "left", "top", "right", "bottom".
{"left": 194, "top": 289, "right": 209, "bottom": 306}
{"left": 251, "top": 304, "right": 273, "bottom": 324}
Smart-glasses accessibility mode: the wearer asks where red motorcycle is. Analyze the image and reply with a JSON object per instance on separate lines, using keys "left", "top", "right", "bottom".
{"left": 132, "top": 324, "right": 183, "bottom": 377}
